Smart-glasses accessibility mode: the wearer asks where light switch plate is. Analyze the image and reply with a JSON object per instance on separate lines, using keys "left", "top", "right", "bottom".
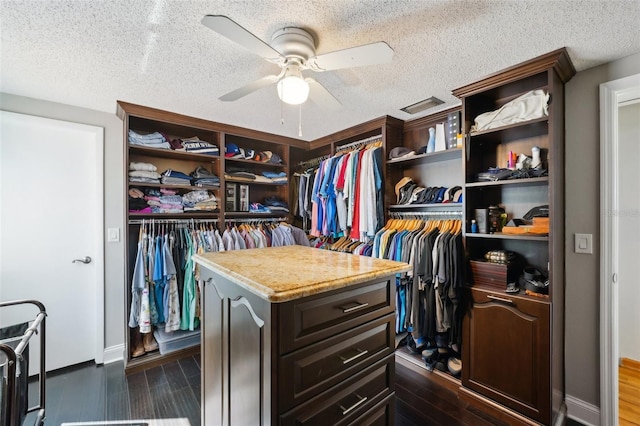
{"left": 108, "top": 227, "right": 120, "bottom": 243}
{"left": 575, "top": 233, "right": 592, "bottom": 254}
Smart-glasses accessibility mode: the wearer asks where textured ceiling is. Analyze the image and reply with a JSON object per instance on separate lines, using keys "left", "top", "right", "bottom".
{"left": 1, "top": 0, "right": 639, "bottom": 141}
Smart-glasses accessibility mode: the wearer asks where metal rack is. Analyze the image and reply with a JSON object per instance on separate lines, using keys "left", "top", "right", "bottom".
{"left": 0, "top": 299, "right": 46, "bottom": 426}
{"left": 388, "top": 210, "right": 463, "bottom": 219}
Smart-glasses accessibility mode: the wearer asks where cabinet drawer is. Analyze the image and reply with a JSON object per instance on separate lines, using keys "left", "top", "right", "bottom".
{"left": 279, "top": 314, "right": 394, "bottom": 412}
{"left": 279, "top": 355, "right": 394, "bottom": 426}
{"left": 278, "top": 278, "right": 394, "bottom": 354}
{"left": 348, "top": 392, "right": 395, "bottom": 426}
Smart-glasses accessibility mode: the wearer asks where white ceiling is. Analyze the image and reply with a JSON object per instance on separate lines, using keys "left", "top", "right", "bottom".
{"left": 1, "top": 0, "right": 639, "bottom": 141}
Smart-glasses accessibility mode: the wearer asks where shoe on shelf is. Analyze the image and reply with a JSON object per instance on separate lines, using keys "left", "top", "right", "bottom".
{"left": 130, "top": 328, "right": 146, "bottom": 358}
{"left": 143, "top": 331, "right": 159, "bottom": 352}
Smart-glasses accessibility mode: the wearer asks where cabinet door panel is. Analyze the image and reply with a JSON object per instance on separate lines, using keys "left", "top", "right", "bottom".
{"left": 463, "top": 288, "right": 550, "bottom": 423}
{"left": 202, "top": 279, "right": 224, "bottom": 426}
{"left": 229, "top": 296, "right": 265, "bottom": 426}
{"left": 279, "top": 315, "right": 393, "bottom": 412}
{"left": 279, "top": 279, "right": 393, "bottom": 354}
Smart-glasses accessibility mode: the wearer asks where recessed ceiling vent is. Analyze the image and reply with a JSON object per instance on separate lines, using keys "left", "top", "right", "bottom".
{"left": 400, "top": 96, "right": 444, "bottom": 114}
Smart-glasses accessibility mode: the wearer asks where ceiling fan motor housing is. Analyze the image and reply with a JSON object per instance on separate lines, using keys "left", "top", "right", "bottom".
{"left": 271, "top": 27, "right": 316, "bottom": 64}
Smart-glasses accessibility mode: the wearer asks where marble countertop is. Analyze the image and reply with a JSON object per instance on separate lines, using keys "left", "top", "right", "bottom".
{"left": 193, "top": 245, "right": 411, "bottom": 303}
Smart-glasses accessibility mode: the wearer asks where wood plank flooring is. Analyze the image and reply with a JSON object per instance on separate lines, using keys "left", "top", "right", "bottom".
{"left": 620, "top": 358, "right": 640, "bottom": 426}
{"left": 23, "top": 354, "right": 589, "bottom": 426}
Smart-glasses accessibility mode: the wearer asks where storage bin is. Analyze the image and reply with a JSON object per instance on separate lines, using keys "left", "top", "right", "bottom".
{"left": 469, "top": 260, "right": 519, "bottom": 290}
{"left": 153, "top": 328, "right": 200, "bottom": 355}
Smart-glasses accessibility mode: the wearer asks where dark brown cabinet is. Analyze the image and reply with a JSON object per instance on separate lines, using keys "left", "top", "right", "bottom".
{"left": 199, "top": 268, "right": 397, "bottom": 426}
{"left": 463, "top": 287, "right": 550, "bottom": 422}
{"left": 453, "top": 49, "right": 575, "bottom": 425}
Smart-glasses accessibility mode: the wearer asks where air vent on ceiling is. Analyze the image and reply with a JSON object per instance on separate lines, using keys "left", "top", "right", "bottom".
{"left": 400, "top": 96, "right": 444, "bottom": 114}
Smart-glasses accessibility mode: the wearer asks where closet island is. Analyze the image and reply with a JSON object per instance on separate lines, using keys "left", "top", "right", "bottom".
{"left": 193, "top": 245, "right": 410, "bottom": 426}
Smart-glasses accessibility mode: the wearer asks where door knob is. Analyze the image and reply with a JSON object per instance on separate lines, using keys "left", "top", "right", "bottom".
{"left": 72, "top": 256, "right": 92, "bottom": 264}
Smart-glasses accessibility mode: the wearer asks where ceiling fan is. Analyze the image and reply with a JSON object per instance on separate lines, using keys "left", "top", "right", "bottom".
{"left": 201, "top": 15, "right": 395, "bottom": 108}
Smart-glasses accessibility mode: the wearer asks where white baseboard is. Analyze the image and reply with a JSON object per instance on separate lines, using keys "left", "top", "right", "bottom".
{"left": 566, "top": 395, "right": 600, "bottom": 426}
{"left": 102, "top": 344, "right": 124, "bottom": 364}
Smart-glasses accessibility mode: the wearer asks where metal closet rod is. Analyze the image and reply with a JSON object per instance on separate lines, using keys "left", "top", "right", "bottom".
{"left": 128, "top": 217, "right": 288, "bottom": 225}
{"left": 389, "top": 211, "right": 463, "bottom": 218}
{"left": 128, "top": 218, "right": 219, "bottom": 225}
{"left": 334, "top": 134, "right": 383, "bottom": 152}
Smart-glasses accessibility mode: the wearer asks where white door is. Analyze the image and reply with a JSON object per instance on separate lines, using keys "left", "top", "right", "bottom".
{"left": 600, "top": 73, "right": 640, "bottom": 425}
{"left": 0, "top": 110, "right": 104, "bottom": 374}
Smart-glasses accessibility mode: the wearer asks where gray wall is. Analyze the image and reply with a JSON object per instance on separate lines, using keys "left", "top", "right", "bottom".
{"left": 0, "top": 93, "right": 125, "bottom": 350}
{"left": 565, "top": 52, "right": 640, "bottom": 406}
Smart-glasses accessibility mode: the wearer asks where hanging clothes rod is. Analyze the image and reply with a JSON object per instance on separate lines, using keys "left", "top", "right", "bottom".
{"left": 128, "top": 218, "right": 220, "bottom": 225}
{"left": 335, "top": 134, "right": 383, "bottom": 152}
{"left": 297, "top": 154, "right": 331, "bottom": 170}
{"left": 389, "top": 210, "right": 463, "bottom": 218}
{"left": 225, "top": 216, "right": 289, "bottom": 223}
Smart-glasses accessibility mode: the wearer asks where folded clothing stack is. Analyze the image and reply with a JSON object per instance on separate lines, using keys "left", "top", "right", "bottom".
{"left": 145, "top": 190, "right": 184, "bottom": 213}
{"left": 249, "top": 203, "right": 271, "bottom": 213}
{"left": 128, "top": 188, "right": 149, "bottom": 213}
{"left": 190, "top": 166, "right": 220, "bottom": 187}
{"left": 161, "top": 169, "right": 192, "bottom": 186}
{"left": 261, "top": 171, "right": 287, "bottom": 184}
{"left": 128, "top": 130, "right": 171, "bottom": 150}
{"left": 225, "top": 168, "right": 256, "bottom": 182}
{"left": 129, "top": 162, "right": 161, "bottom": 184}
{"left": 182, "top": 190, "right": 218, "bottom": 212}
{"left": 262, "top": 196, "right": 289, "bottom": 213}
{"left": 179, "top": 137, "right": 219, "bottom": 156}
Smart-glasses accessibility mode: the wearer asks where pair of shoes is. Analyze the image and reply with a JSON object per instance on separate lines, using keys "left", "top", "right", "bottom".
{"left": 130, "top": 328, "right": 145, "bottom": 358}
{"left": 143, "top": 332, "right": 159, "bottom": 352}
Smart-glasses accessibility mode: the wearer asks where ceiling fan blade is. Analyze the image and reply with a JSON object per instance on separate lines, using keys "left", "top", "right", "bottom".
{"left": 307, "top": 42, "right": 394, "bottom": 72}
{"left": 202, "top": 15, "right": 284, "bottom": 62}
{"left": 219, "top": 75, "right": 280, "bottom": 102}
{"left": 306, "top": 78, "right": 342, "bottom": 110}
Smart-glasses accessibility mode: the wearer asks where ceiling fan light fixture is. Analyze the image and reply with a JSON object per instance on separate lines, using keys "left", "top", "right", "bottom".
{"left": 277, "top": 64, "right": 309, "bottom": 105}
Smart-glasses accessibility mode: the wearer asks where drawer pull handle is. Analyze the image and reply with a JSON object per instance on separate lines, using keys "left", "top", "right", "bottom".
{"left": 339, "top": 348, "right": 368, "bottom": 365}
{"left": 487, "top": 295, "right": 514, "bottom": 304}
{"left": 339, "top": 393, "right": 368, "bottom": 415}
{"left": 341, "top": 302, "right": 369, "bottom": 313}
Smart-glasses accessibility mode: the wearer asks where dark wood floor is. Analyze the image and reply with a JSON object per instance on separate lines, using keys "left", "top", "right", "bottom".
{"left": 24, "top": 354, "right": 586, "bottom": 426}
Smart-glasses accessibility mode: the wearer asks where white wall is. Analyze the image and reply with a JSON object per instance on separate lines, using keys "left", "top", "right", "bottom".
{"left": 0, "top": 93, "right": 125, "bottom": 352}
{"left": 618, "top": 101, "right": 640, "bottom": 362}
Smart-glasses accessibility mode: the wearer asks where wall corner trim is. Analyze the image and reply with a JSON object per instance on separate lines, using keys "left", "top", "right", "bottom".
{"left": 566, "top": 395, "right": 600, "bottom": 426}
{"left": 103, "top": 344, "right": 125, "bottom": 364}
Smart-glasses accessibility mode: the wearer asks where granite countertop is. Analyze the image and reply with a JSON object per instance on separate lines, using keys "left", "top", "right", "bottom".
{"left": 192, "top": 245, "right": 411, "bottom": 303}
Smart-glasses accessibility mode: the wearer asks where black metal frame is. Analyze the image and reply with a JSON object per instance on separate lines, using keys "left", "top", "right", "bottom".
{"left": 0, "top": 299, "right": 46, "bottom": 426}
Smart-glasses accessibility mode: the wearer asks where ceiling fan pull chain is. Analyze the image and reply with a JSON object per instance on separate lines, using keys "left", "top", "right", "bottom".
{"left": 298, "top": 104, "right": 303, "bottom": 137}
{"left": 281, "top": 98, "right": 284, "bottom": 125}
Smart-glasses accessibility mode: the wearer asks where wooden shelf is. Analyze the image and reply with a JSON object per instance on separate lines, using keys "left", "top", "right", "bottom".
{"left": 465, "top": 232, "right": 548, "bottom": 241}
{"left": 395, "top": 346, "right": 461, "bottom": 385}
{"left": 388, "top": 203, "right": 463, "bottom": 209}
{"left": 128, "top": 212, "right": 220, "bottom": 219}
{"left": 386, "top": 148, "right": 462, "bottom": 167}
{"left": 225, "top": 178, "right": 287, "bottom": 186}
{"left": 469, "top": 116, "right": 548, "bottom": 137}
{"left": 129, "top": 145, "right": 220, "bottom": 162}
{"left": 465, "top": 176, "right": 548, "bottom": 187}
{"left": 224, "top": 211, "right": 289, "bottom": 218}
{"left": 225, "top": 157, "right": 286, "bottom": 169}
{"left": 128, "top": 182, "right": 220, "bottom": 191}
